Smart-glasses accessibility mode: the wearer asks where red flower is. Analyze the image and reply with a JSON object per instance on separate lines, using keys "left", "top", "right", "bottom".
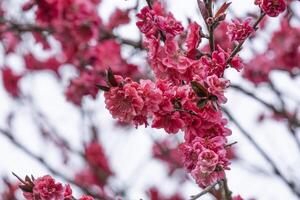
{"left": 104, "top": 78, "right": 144, "bottom": 124}
{"left": 260, "top": 0, "right": 286, "bottom": 17}
{"left": 186, "top": 22, "right": 202, "bottom": 52}
{"left": 1, "top": 68, "right": 22, "bottom": 98}
{"left": 32, "top": 175, "right": 64, "bottom": 200}
{"left": 227, "top": 18, "right": 254, "bottom": 42}
{"left": 79, "top": 195, "right": 95, "bottom": 200}
{"left": 85, "top": 141, "right": 113, "bottom": 179}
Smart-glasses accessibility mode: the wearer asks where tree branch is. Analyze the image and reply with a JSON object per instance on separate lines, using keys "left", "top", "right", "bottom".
{"left": 223, "top": 108, "right": 300, "bottom": 198}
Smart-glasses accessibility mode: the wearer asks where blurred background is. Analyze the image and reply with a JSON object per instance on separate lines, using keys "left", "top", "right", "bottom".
{"left": 0, "top": 0, "right": 300, "bottom": 199}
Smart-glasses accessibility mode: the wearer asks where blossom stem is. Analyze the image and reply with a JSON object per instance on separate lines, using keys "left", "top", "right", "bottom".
{"left": 220, "top": 178, "right": 232, "bottom": 200}
{"left": 205, "top": 0, "right": 215, "bottom": 52}
{"left": 190, "top": 180, "right": 220, "bottom": 200}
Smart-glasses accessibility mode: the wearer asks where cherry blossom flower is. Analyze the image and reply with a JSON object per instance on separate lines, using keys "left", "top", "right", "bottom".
{"left": 186, "top": 22, "right": 202, "bottom": 52}
{"left": 260, "top": 0, "right": 286, "bottom": 17}
{"left": 1, "top": 68, "right": 22, "bottom": 98}
{"left": 31, "top": 175, "right": 64, "bottom": 200}
{"left": 227, "top": 18, "right": 254, "bottom": 42}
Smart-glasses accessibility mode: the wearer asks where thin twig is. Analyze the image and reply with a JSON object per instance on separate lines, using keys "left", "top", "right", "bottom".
{"left": 190, "top": 180, "right": 220, "bottom": 200}
{"left": 223, "top": 108, "right": 300, "bottom": 198}
{"left": 0, "top": 128, "right": 110, "bottom": 200}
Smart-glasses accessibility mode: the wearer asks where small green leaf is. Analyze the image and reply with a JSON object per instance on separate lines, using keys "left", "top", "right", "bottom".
{"left": 191, "top": 81, "right": 209, "bottom": 97}
{"left": 197, "top": 98, "right": 208, "bottom": 108}
{"left": 107, "top": 68, "right": 118, "bottom": 87}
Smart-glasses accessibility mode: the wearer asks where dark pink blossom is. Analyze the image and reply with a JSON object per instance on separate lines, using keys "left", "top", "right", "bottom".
{"left": 186, "top": 22, "right": 202, "bottom": 52}
{"left": 104, "top": 77, "right": 145, "bottom": 124}
{"left": 32, "top": 175, "right": 64, "bottom": 200}
{"left": 106, "top": 9, "right": 130, "bottom": 30}
{"left": 1, "top": 68, "right": 22, "bottom": 98}
{"left": 260, "top": 0, "right": 286, "bottom": 17}
{"left": 79, "top": 195, "right": 95, "bottom": 200}
{"left": 147, "top": 187, "right": 184, "bottom": 200}
{"left": 227, "top": 18, "right": 254, "bottom": 42}
{"left": 152, "top": 111, "right": 185, "bottom": 134}
{"left": 65, "top": 70, "right": 103, "bottom": 106}
{"left": 85, "top": 141, "right": 113, "bottom": 179}
{"left": 64, "top": 184, "right": 72, "bottom": 199}
{"left": 233, "top": 195, "right": 244, "bottom": 200}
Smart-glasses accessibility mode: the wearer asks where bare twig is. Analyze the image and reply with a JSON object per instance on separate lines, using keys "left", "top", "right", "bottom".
{"left": 223, "top": 108, "right": 300, "bottom": 198}
{"left": 190, "top": 180, "right": 220, "bottom": 200}
{"left": 0, "top": 128, "right": 111, "bottom": 200}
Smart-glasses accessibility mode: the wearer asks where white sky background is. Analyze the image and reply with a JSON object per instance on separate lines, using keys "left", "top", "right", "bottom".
{"left": 0, "top": 0, "right": 300, "bottom": 199}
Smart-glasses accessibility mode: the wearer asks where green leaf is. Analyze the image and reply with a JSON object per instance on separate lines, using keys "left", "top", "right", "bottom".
{"left": 191, "top": 81, "right": 209, "bottom": 97}
{"left": 197, "top": 98, "right": 208, "bottom": 108}
{"left": 107, "top": 68, "right": 118, "bottom": 87}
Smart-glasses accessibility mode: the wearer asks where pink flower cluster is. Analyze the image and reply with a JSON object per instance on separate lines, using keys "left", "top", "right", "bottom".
{"left": 75, "top": 141, "right": 113, "bottom": 189}
{"left": 147, "top": 187, "right": 184, "bottom": 200}
{"left": 1, "top": 68, "right": 22, "bottom": 98}
{"left": 136, "top": 2, "right": 183, "bottom": 37}
{"left": 243, "top": 19, "right": 300, "bottom": 85}
{"left": 256, "top": 0, "right": 286, "bottom": 17}
{"left": 17, "top": 0, "right": 140, "bottom": 105}
{"left": 227, "top": 18, "right": 254, "bottom": 42}
{"left": 22, "top": 175, "right": 94, "bottom": 200}
{"left": 103, "top": 3, "right": 241, "bottom": 187}
{"left": 152, "top": 139, "right": 184, "bottom": 177}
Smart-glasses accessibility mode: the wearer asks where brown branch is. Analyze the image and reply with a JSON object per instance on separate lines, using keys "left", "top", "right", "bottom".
{"left": 0, "top": 127, "right": 111, "bottom": 200}
{"left": 205, "top": 0, "right": 215, "bottom": 53}
{"left": 223, "top": 108, "right": 300, "bottom": 198}
{"left": 220, "top": 177, "right": 232, "bottom": 200}
{"left": 190, "top": 180, "right": 220, "bottom": 200}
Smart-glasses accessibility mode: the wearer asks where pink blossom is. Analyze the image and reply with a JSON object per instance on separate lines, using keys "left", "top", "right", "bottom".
{"left": 191, "top": 168, "right": 225, "bottom": 187}
{"left": 186, "top": 22, "right": 202, "bottom": 52}
{"left": 24, "top": 54, "right": 62, "bottom": 76}
{"left": 198, "top": 149, "right": 219, "bottom": 173}
{"left": 260, "top": 0, "right": 286, "bottom": 17}
{"left": 201, "top": 50, "right": 227, "bottom": 77}
{"left": 79, "top": 195, "right": 95, "bottom": 200}
{"left": 156, "top": 13, "right": 183, "bottom": 36}
{"left": 106, "top": 9, "right": 130, "bottom": 30}
{"left": 227, "top": 18, "right": 254, "bottom": 42}
{"left": 206, "top": 75, "right": 230, "bottom": 104}
{"left": 180, "top": 136, "right": 229, "bottom": 187}
{"left": 233, "top": 195, "right": 244, "bottom": 200}
{"left": 1, "top": 68, "right": 22, "bottom": 98}
{"left": 32, "top": 175, "right": 64, "bottom": 200}
{"left": 147, "top": 187, "right": 184, "bottom": 200}
{"left": 152, "top": 139, "right": 184, "bottom": 176}
{"left": 104, "top": 78, "right": 145, "bottom": 124}
{"left": 243, "top": 54, "right": 272, "bottom": 84}
{"left": 65, "top": 70, "right": 103, "bottom": 106}
{"left": 152, "top": 111, "right": 185, "bottom": 134}
{"left": 85, "top": 141, "right": 113, "bottom": 179}
{"left": 136, "top": 6, "right": 157, "bottom": 37}
{"left": 1, "top": 32, "right": 20, "bottom": 53}
{"left": 140, "top": 79, "right": 163, "bottom": 113}
{"left": 136, "top": 4, "right": 183, "bottom": 38}
{"left": 64, "top": 184, "right": 72, "bottom": 199}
